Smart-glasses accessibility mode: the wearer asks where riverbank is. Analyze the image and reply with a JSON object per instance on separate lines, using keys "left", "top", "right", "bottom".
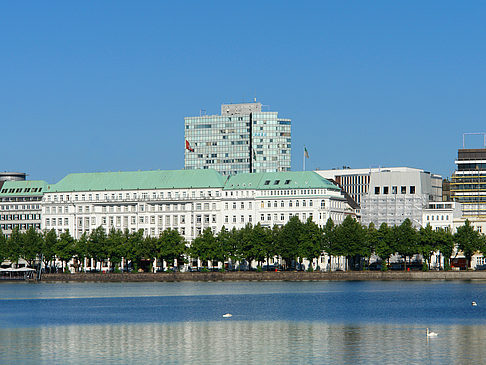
{"left": 40, "top": 271, "right": 486, "bottom": 282}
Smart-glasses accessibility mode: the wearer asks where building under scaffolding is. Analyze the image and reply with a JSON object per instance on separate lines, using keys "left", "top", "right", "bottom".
{"left": 451, "top": 148, "right": 486, "bottom": 218}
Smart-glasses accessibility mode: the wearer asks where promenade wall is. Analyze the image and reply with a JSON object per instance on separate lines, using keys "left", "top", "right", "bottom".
{"left": 41, "top": 271, "right": 486, "bottom": 282}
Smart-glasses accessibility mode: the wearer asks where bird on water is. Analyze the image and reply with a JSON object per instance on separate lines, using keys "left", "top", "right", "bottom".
{"left": 426, "top": 328, "right": 438, "bottom": 337}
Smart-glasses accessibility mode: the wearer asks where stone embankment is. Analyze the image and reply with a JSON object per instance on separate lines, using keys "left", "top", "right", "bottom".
{"left": 41, "top": 271, "right": 486, "bottom": 282}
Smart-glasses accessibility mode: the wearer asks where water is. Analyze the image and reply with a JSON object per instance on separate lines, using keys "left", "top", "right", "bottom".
{"left": 1, "top": 281, "right": 486, "bottom": 364}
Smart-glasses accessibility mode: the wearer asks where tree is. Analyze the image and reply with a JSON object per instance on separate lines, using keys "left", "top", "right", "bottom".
{"left": 190, "top": 227, "right": 218, "bottom": 268}
{"left": 237, "top": 224, "right": 258, "bottom": 270}
{"left": 88, "top": 226, "right": 107, "bottom": 271}
{"left": 418, "top": 225, "right": 436, "bottom": 270}
{"left": 300, "top": 218, "right": 323, "bottom": 271}
{"left": 8, "top": 227, "right": 22, "bottom": 265}
{"left": 436, "top": 227, "right": 454, "bottom": 270}
{"left": 0, "top": 228, "right": 7, "bottom": 264}
{"left": 56, "top": 230, "right": 75, "bottom": 272}
{"left": 142, "top": 235, "right": 158, "bottom": 272}
{"left": 42, "top": 229, "right": 58, "bottom": 272}
{"left": 322, "top": 218, "right": 335, "bottom": 271}
{"left": 216, "top": 226, "right": 232, "bottom": 271}
{"left": 125, "top": 229, "right": 145, "bottom": 271}
{"left": 158, "top": 228, "right": 186, "bottom": 270}
{"left": 106, "top": 228, "right": 125, "bottom": 270}
{"left": 251, "top": 223, "right": 270, "bottom": 267}
{"left": 394, "top": 219, "right": 418, "bottom": 270}
{"left": 374, "top": 223, "right": 394, "bottom": 270}
{"left": 74, "top": 232, "right": 89, "bottom": 272}
{"left": 455, "top": 220, "right": 483, "bottom": 269}
{"left": 21, "top": 226, "right": 42, "bottom": 268}
{"left": 364, "top": 223, "right": 379, "bottom": 269}
{"left": 278, "top": 216, "right": 304, "bottom": 269}
{"left": 333, "top": 215, "right": 365, "bottom": 270}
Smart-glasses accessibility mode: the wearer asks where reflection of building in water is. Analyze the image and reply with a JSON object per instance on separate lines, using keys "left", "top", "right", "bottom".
{"left": 2, "top": 322, "right": 486, "bottom": 363}
{"left": 0, "top": 322, "right": 479, "bottom": 363}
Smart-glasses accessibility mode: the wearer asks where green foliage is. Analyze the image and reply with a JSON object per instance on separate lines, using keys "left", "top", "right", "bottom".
{"left": 157, "top": 228, "right": 186, "bottom": 269}
{"left": 0, "top": 228, "right": 7, "bottom": 263}
{"left": 8, "top": 227, "right": 22, "bottom": 264}
{"left": 454, "top": 220, "right": 484, "bottom": 269}
{"left": 278, "top": 216, "right": 304, "bottom": 268}
{"left": 42, "top": 229, "right": 58, "bottom": 268}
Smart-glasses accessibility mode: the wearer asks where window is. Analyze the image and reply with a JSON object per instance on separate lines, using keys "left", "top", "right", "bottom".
{"left": 375, "top": 187, "right": 380, "bottom": 195}
{"left": 383, "top": 187, "right": 389, "bottom": 195}
{"left": 401, "top": 186, "right": 406, "bottom": 194}
{"left": 264, "top": 180, "right": 270, "bottom": 185}
{"left": 392, "top": 186, "right": 397, "bottom": 194}
{"left": 410, "top": 186, "right": 415, "bottom": 194}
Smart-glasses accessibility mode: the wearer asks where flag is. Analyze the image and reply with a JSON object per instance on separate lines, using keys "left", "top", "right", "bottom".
{"left": 185, "top": 140, "right": 194, "bottom": 152}
{"left": 304, "top": 147, "right": 309, "bottom": 159}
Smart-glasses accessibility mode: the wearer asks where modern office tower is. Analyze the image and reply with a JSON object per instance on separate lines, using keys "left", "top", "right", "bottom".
{"left": 184, "top": 102, "right": 291, "bottom": 176}
{"left": 0, "top": 180, "right": 48, "bottom": 237}
{"left": 450, "top": 148, "right": 486, "bottom": 218}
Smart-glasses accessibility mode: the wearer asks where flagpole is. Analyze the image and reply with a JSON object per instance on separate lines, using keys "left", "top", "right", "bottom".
{"left": 303, "top": 146, "right": 305, "bottom": 171}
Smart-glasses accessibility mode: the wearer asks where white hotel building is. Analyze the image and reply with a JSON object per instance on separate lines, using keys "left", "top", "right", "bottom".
{"left": 41, "top": 169, "right": 347, "bottom": 241}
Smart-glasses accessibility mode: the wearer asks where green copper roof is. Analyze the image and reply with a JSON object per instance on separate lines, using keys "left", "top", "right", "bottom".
{"left": 223, "top": 171, "right": 340, "bottom": 190}
{"left": 0, "top": 180, "right": 49, "bottom": 196}
{"left": 48, "top": 169, "right": 225, "bottom": 192}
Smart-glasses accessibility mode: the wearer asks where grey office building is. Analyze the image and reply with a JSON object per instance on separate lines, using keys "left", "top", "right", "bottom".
{"left": 184, "top": 102, "right": 291, "bottom": 176}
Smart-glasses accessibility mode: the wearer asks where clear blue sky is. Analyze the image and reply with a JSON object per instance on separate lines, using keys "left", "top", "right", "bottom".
{"left": 1, "top": 1, "right": 485, "bottom": 183}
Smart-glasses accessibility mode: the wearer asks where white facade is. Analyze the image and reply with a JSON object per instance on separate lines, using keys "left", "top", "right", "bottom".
{"left": 422, "top": 202, "right": 462, "bottom": 231}
{"left": 41, "top": 170, "right": 348, "bottom": 241}
{"left": 316, "top": 167, "right": 442, "bottom": 209}
{"left": 361, "top": 168, "right": 442, "bottom": 228}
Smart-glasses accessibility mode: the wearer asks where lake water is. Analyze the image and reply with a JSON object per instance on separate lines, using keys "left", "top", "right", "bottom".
{"left": 1, "top": 280, "right": 486, "bottom": 364}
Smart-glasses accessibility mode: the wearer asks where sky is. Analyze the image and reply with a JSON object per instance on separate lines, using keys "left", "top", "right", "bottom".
{"left": 1, "top": 1, "right": 486, "bottom": 183}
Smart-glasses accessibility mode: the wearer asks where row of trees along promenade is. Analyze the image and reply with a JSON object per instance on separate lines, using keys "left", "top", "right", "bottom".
{"left": 0, "top": 216, "right": 484, "bottom": 272}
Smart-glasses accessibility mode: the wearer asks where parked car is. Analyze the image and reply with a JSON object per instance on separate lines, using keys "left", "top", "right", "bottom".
{"left": 476, "top": 264, "right": 486, "bottom": 271}
{"left": 368, "top": 262, "right": 382, "bottom": 271}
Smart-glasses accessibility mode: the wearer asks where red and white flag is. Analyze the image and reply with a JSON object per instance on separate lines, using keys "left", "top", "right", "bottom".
{"left": 185, "top": 140, "right": 194, "bottom": 152}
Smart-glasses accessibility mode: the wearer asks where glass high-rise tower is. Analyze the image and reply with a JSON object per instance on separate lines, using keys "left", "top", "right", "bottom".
{"left": 184, "top": 102, "right": 291, "bottom": 176}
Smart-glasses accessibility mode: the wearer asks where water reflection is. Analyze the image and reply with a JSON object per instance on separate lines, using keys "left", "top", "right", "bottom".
{"left": 2, "top": 322, "right": 486, "bottom": 364}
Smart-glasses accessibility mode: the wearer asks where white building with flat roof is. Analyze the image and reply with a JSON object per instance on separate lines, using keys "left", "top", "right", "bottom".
{"left": 316, "top": 167, "right": 442, "bottom": 227}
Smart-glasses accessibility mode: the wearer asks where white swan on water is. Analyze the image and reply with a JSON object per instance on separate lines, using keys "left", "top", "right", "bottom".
{"left": 426, "top": 328, "right": 438, "bottom": 337}
{"left": 472, "top": 301, "right": 478, "bottom": 306}
{"left": 222, "top": 313, "right": 232, "bottom": 318}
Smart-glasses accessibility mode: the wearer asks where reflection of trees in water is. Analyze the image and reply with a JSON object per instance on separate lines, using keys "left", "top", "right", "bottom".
{"left": 2, "top": 323, "right": 486, "bottom": 364}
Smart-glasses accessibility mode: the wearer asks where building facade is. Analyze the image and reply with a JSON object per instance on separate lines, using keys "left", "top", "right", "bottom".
{"left": 450, "top": 148, "right": 486, "bottom": 218}
{"left": 422, "top": 201, "right": 462, "bottom": 231}
{"left": 361, "top": 168, "right": 442, "bottom": 228}
{"left": 184, "top": 102, "right": 291, "bottom": 176}
{"left": 41, "top": 170, "right": 347, "bottom": 241}
{"left": 0, "top": 180, "right": 48, "bottom": 237}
